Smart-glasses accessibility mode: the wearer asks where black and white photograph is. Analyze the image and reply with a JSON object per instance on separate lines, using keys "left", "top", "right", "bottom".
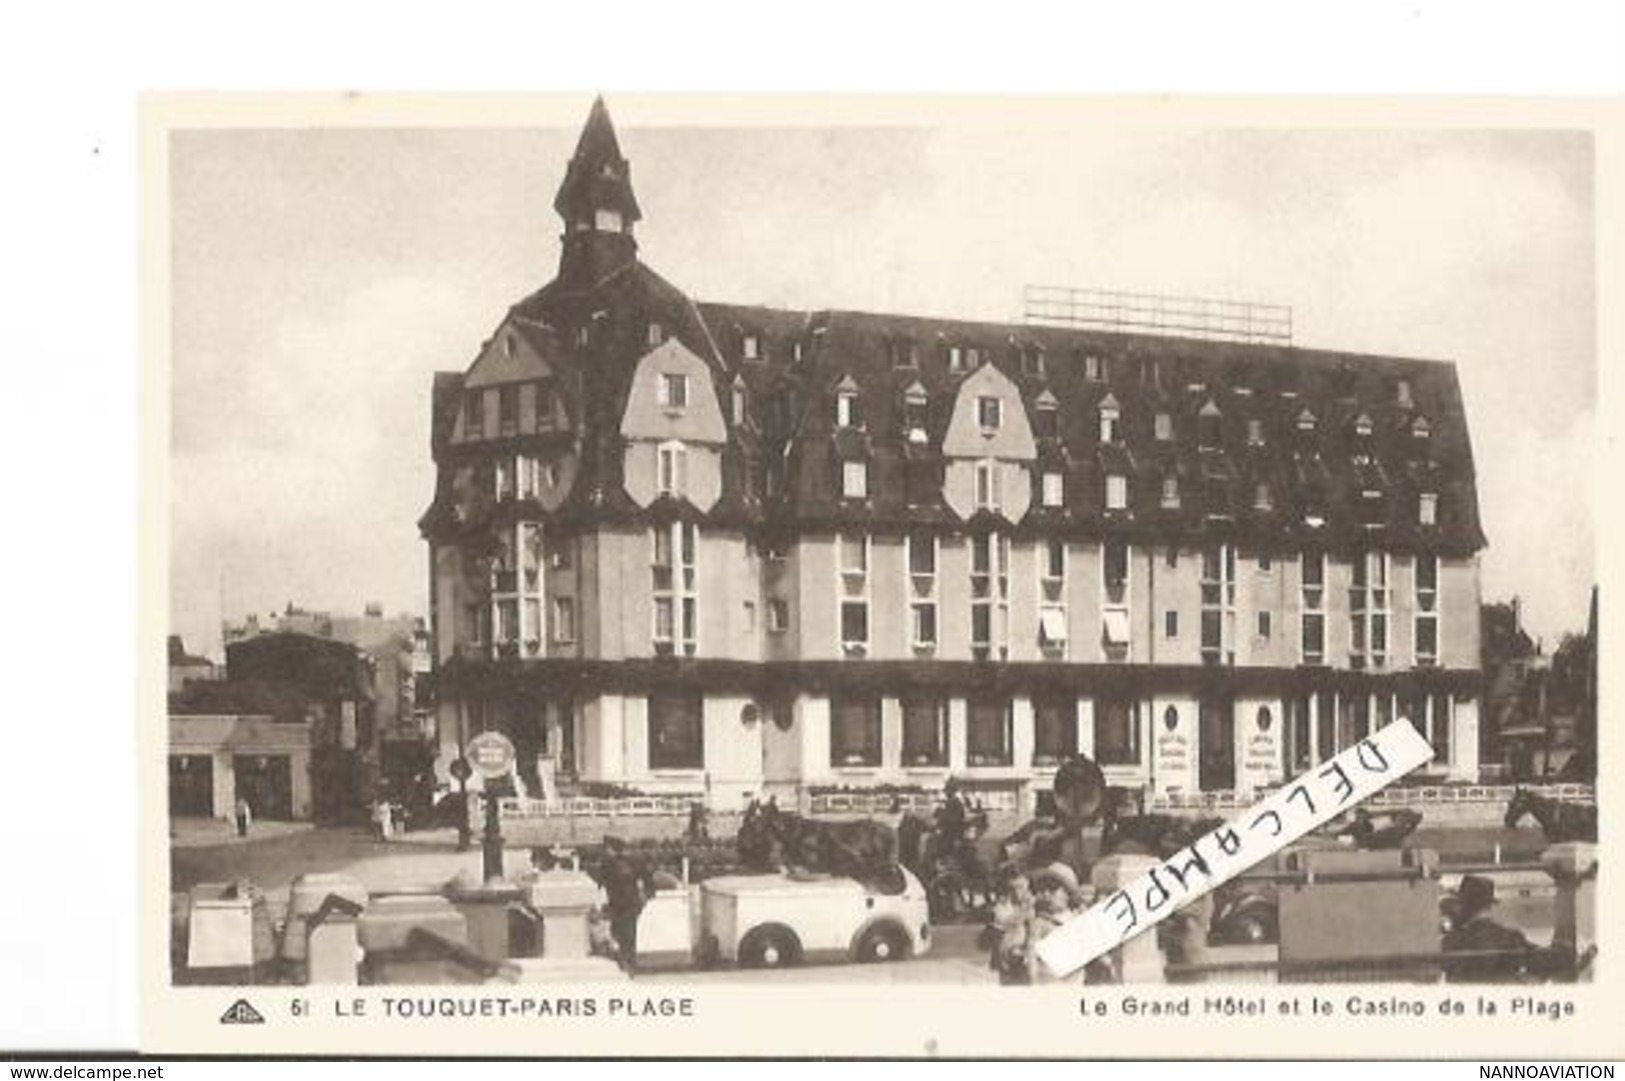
{"left": 150, "top": 92, "right": 1607, "bottom": 1054}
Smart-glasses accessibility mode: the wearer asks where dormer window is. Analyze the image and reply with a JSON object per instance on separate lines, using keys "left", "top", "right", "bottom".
{"left": 1247, "top": 418, "right": 1265, "bottom": 446}
{"left": 1154, "top": 412, "right": 1173, "bottom": 441}
{"left": 842, "top": 460, "right": 869, "bottom": 500}
{"left": 1198, "top": 401, "right": 1223, "bottom": 448}
{"left": 1396, "top": 378, "right": 1413, "bottom": 407}
{"left": 1161, "top": 475, "right": 1181, "bottom": 510}
{"left": 1296, "top": 408, "right": 1318, "bottom": 433}
{"left": 658, "top": 372, "right": 689, "bottom": 410}
{"left": 947, "top": 344, "right": 966, "bottom": 373}
{"left": 889, "top": 337, "right": 916, "bottom": 369}
{"left": 1419, "top": 491, "right": 1438, "bottom": 526}
{"left": 731, "top": 379, "right": 747, "bottom": 427}
{"left": 1098, "top": 396, "right": 1120, "bottom": 443}
{"left": 742, "top": 333, "right": 760, "bottom": 361}
{"left": 647, "top": 322, "right": 664, "bottom": 347}
{"left": 1083, "top": 353, "right": 1104, "bottom": 382}
{"left": 792, "top": 339, "right": 805, "bottom": 364}
{"left": 836, "top": 389, "right": 861, "bottom": 429}
{"left": 903, "top": 384, "right": 929, "bottom": 440}
{"left": 594, "top": 208, "right": 624, "bottom": 233}
{"left": 1105, "top": 474, "right": 1128, "bottom": 511}
{"left": 464, "top": 391, "right": 485, "bottom": 440}
{"left": 1412, "top": 416, "right": 1431, "bottom": 440}
{"left": 1034, "top": 404, "right": 1058, "bottom": 439}
{"left": 1041, "top": 471, "right": 1064, "bottom": 508}
{"left": 1020, "top": 344, "right": 1046, "bottom": 377}
{"left": 1354, "top": 413, "right": 1374, "bottom": 438}
{"left": 977, "top": 396, "right": 1003, "bottom": 432}
{"left": 1253, "top": 482, "right": 1273, "bottom": 512}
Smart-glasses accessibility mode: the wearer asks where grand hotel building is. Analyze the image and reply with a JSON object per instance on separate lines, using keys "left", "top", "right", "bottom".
{"left": 421, "top": 100, "right": 1486, "bottom": 812}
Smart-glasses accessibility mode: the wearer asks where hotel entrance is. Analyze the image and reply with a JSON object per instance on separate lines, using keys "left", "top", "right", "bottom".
{"left": 1198, "top": 695, "right": 1235, "bottom": 791}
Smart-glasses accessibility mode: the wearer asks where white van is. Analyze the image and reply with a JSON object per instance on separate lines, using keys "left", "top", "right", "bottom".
{"left": 696, "top": 868, "right": 931, "bottom": 968}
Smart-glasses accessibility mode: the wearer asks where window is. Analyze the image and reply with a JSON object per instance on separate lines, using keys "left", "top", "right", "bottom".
{"left": 1105, "top": 474, "right": 1128, "bottom": 511}
{"left": 841, "top": 460, "right": 869, "bottom": 499}
{"left": 888, "top": 337, "right": 916, "bottom": 368}
{"left": 742, "top": 333, "right": 760, "bottom": 361}
{"left": 1412, "top": 416, "right": 1431, "bottom": 440}
{"left": 909, "top": 535, "right": 938, "bottom": 650}
{"left": 839, "top": 533, "right": 870, "bottom": 654}
{"left": 658, "top": 372, "right": 688, "bottom": 409}
{"left": 651, "top": 522, "right": 698, "bottom": 656}
{"left": 1033, "top": 698, "right": 1077, "bottom": 766}
{"left": 767, "top": 598, "right": 790, "bottom": 634}
{"left": 594, "top": 208, "right": 624, "bottom": 232}
{"left": 494, "top": 458, "right": 514, "bottom": 501}
{"left": 1043, "top": 539, "right": 1066, "bottom": 583}
{"left": 732, "top": 383, "right": 747, "bottom": 427}
{"left": 903, "top": 386, "right": 929, "bottom": 437}
{"left": 946, "top": 344, "right": 966, "bottom": 373}
{"left": 551, "top": 597, "right": 576, "bottom": 643}
{"left": 830, "top": 697, "right": 882, "bottom": 767}
{"left": 977, "top": 395, "right": 1003, "bottom": 431}
{"left": 1099, "top": 402, "right": 1119, "bottom": 443}
{"left": 1034, "top": 402, "right": 1059, "bottom": 439}
{"left": 901, "top": 698, "right": 947, "bottom": 767}
{"left": 1154, "top": 412, "right": 1173, "bottom": 441}
{"left": 1247, "top": 418, "right": 1265, "bottom": 446}
{"left": 1094, "top": 697, "right": 1141, "bottom": 766}
{"left": 499, "top": 386, "right": 519, "bottom": 436}
{"left": 1297, "top": 409, "right": 1317, "bottom": 433}
{"left": 1354, "top": 414, "right": 1374, "bottom": 438}
{"left": 1257, "top": 611, "right": 1272, "bottom": 639}
{"left": 1349, "top": 551, "right": 1391, "bottom": 669}
{"left": 657, "top": 441, "right": 688, "bottom": 497}
{"left": 647, "top": 322, "right": 664, "bottom": 347}
{"left": 1042, "top": 471, "right": 1064, "bottom": 508}
{"left": 1396, "top": 378, "right": 1413, "bottom": 407}
{"left": 975, "top": 459, "right": 1002, "bottom": 511}
{"left": 836, "top": 391, "right": 860, "bottom": 429}
{"left": 967, "top": 699, "right": 1013, "bottom": 766}
{"left": 1301, "top": 551, "right": 1326, "bottom": 665}
{"left": 1419, "top": 492, "right": 1438, "bottom": 527}
{"left": 1259, "top": 554, "right": 1272, "bottom": 572}
{"left": 1201, "top": 544, "right": 1238, "bottom": 665}
{"left": 967, "top": 346, "right": 984, "bottom": 368}
{"left": 1415, "top": 553, "right": 1439, "bottom": 665}
{"left": 1083, "top": 353, "right": 1103, "bottom": 381}
{"left": 1103, "top": 541, "right": 1129, "bottom": 605}
{"left": 970, "top": 533, "right": 1010, "bottom": 660}
{"left": 648, "top": 694, "right": 703, "bottom": 770}
{"left": 1161, "top": 475, "right": 1181, "bottom": 510}
{"left": 1253, "top": 482, "right": 1273, "bottom": 512}
{"left": 1165, "top": 610, "right": 1179, "bottom": 639}
{"left": 464, "top": 391, "right": 485, "bottom": 439}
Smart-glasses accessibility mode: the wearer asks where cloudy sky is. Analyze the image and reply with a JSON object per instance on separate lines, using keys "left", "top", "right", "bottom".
{"left": 169, "top": 103, "right": 1594, "bottom": 658}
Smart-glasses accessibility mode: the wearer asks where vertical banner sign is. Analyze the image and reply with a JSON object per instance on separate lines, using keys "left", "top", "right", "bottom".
{"left": 1035, "top": 718, "right": 1435, "bottom": 979}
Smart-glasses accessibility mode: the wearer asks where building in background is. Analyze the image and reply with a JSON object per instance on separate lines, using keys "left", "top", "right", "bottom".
{"left": 167, "top": 635, "right": 220, "bottom": 695}
{"left": 420, "top": 100, "right": 1487, "bottom": 813}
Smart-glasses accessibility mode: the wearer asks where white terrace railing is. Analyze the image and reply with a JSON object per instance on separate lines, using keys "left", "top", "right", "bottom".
{"left": 1152, "top": 782, "right": 1596, "bottom": 814}
{"left": 497, "top": 795, "right": 703, "bottom": 819}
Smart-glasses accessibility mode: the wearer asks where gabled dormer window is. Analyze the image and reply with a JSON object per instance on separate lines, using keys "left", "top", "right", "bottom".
{"left": 1354, "top": 413, "right": 1374, "bottom": 438}
{"left": 1198, "top": 400, "right": 1223, "bottom": 448}
{"left": 1034, "top": 390, "right": 1059, "bottom": 439}
{"left": 1296, "top": 408, "right": 1318, "bottom": 433}
{"left": 1412, "top": 415, "right": 1431, "bottom": 440}
{"left": 1105, "top": 474, "right": 1128, "bottom": 512}
{"left": 903, "top": 383, "right": 929, "bottom": 441}
{"left": 742, "top": 333, "right": 761, "bottom": 361}
{"left": 1154, "top": 412, "right": 1173, "bottom": 441}
{"left": 836, "top": 389, "right": 861, "bottom": 429}
{"left": 1161, "top": 475, "right": 1181, "bottom": 510}
{"left": 1098, "top": 395, "right": 1121, "bottom": 443}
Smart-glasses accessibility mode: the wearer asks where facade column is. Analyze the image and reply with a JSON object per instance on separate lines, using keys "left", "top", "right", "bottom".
{"left": 1076, "top": 697, "right": 1095, "bottom": 757}
{"left": 947, "top": 698, "right": 968, "bottom": 772}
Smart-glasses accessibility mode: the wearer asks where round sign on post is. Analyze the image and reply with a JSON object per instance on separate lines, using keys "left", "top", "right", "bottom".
{"left": 466, "top": 731, "right": 517, "bottom": 781}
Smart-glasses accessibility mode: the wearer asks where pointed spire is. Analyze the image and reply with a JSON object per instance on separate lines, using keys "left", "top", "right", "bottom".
{"left": 554, "top": 96, "right": 643, "bottom": 285}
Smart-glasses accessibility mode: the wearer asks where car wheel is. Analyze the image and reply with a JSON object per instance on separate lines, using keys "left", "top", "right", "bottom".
{"left": 856, "top": 923, "right": 908, "bottom": 963}
{"left": 739, "top": 926, "right": 800, "bottom": 969}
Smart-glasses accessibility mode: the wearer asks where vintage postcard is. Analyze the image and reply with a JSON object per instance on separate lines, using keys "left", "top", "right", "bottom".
{"left": 141, "top": 93, "right": 1620, "bottom": 1057}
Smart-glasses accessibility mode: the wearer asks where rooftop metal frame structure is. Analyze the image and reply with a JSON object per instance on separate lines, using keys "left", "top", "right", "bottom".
{"left": 1023, "top": 284, "right": 1294, "bottom": 346}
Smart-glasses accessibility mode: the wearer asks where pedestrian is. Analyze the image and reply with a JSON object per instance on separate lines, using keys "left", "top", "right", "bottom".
{"left": 234, "top": 797, "right": 252, "bottom": 838}
{"left": 374, "top": 798, "right": 394, "bottom": 842}
{"left": 1443, "top": 874, "right": 1539, "bottom": 982}
{"left": 1027, "top": 864, "right": 1082, "bottom": 983}
{"left": 595, "top": 837, "right": 653, "bottom": 974}
{"left": 986, "top": 866, "right": 1035, "bottom": 985}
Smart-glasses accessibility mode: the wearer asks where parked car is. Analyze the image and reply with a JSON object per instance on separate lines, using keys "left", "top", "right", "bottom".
{"left": 695, "top": 868, "right": 932, "bottom": 968}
